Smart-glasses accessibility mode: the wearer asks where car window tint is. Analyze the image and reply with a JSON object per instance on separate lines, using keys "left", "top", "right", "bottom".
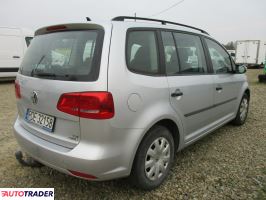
{"left": 161, "top": 31, "right": 179, "bottom": 75}
{"left": 173, "top": 33, "right": 207, "bottom": 74}
{"left": 205, "top": 38, "right": 232, "bottom": 73}
{"left": 127, "top": 31, "right": 159, "bottom": 74}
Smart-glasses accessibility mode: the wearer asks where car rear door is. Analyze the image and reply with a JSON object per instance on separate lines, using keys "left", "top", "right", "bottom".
{"left": 235, "top": 41, "right": 246, "bottom": 64}
{"left": 246, "top": 40, "right": 259, "bottom": 64}
{"left": 161, "top": 31, "right": 214, "bottom": 142}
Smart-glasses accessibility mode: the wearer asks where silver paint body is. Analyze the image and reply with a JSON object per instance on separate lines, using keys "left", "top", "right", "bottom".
{"left": 13, "top": 21, "right": 249, "bottom": 180}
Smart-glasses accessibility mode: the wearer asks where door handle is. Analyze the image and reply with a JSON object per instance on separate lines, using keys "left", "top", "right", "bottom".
{"left": 171, "top": 90, "right": 183, "bottom": 97}
{"left": 216, "top": 86, "right": 223, "bottom": 91}
{"left": 13, "top": 56, "right": 20, "bottom": 59}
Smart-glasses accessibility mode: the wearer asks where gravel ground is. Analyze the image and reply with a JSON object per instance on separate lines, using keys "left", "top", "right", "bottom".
{"left": 0, "top": 70, "right": 265, "bottom": 200}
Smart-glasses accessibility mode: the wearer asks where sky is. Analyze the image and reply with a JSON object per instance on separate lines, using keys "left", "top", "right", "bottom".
{"left": 0, "top": 0, "right": 265, "bottom": 43}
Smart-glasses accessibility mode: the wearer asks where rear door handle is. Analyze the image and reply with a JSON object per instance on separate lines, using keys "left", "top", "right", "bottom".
{"left": 13, "top": 56, "right": 20, "bottom": 59}
{"left": 171, "top": 90, "right": 183, "bottom": 97}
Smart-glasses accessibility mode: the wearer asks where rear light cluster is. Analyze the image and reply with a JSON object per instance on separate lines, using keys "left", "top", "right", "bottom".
{"left": 14, "top": 80, "right": 21, "bottom": 99}
{"left": 57, "top": 92, "right": 115, "bottom": 119}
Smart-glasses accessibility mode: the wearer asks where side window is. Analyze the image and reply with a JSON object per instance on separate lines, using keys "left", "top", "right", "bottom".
{"left": 205, "top": 39, "right": 232, "bottom": 73}
{"left": 127, "top": 31, "right": 159, "bottom": 74}
{"left": 161, "top": 31, "right": 179, "bottom": 75}
{"left": 174, "top": 33, "right": 207, "bottom": 74}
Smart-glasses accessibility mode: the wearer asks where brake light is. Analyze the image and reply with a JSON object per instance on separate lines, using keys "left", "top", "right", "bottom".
{"left": 57, "top": 92, "right": 115, "bottom": 119}
{"left": 14, "top": 80, "right": 21, "bottom": 99}
{"left": 46, "top": 25, "right": 66, "bottom": 31}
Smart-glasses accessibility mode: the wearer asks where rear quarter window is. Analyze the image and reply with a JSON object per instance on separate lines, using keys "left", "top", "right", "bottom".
{"left": 126, "top": 30, "right": 160, "bottom": 75}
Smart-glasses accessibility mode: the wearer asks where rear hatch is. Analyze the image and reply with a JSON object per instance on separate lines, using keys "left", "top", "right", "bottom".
{"left": 15, "top": 23, "right": 108, "bottom": 149}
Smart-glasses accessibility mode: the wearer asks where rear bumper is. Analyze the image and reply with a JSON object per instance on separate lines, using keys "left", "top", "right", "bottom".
{"left": 13, "top": 117, "right": 144, "bottom": 181}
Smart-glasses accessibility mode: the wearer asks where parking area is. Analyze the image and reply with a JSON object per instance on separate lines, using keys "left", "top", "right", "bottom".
{"left": 0, "top": 70, "right": 265, "bottom": 200}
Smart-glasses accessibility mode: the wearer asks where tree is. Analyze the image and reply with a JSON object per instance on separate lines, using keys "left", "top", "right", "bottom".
{"left": 224, "top": 41, "right": 235, "bottom": 50}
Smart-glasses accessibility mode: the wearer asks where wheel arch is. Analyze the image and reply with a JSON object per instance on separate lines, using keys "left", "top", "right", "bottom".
{"left": 154, "top": 119, "right": 180, "bottom": 151}
{"left": 139, "top": 118, "right": 181, "bottom": 152}
{"left": 129, "top": 118, "right": 181, "bottom": 175}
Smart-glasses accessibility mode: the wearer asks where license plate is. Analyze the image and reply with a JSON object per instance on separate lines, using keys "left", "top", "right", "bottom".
{"left": 25, "top": 109, "right": 55, "bottom": 132}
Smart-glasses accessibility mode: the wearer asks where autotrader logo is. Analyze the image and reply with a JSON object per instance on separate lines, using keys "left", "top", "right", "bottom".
{"left": 0, "top": 188, "right": 54, "bottom": 199}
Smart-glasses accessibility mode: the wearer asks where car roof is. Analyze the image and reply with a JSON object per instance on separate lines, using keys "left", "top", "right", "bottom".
{"left": 35, "top": 18, "right": 211, "bottom": 39}
{"left": 111, "top": 21, "right": 209, "bottom": 36}
{"left": 111, "top": 16, "right": 209, "bottom": 35}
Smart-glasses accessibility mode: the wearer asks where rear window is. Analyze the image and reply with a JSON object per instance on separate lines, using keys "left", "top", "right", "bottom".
{"left": 20, "top": 30, "right": 103, "bottom": 81}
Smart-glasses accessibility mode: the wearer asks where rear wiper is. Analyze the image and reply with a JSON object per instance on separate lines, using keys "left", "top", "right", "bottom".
{"left": 31, "top": 55, "right": 46, "bottom": 77}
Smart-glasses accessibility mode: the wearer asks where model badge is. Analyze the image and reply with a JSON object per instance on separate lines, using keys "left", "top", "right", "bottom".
{"left": 31, "top": 91, "right": 38, "bottom": 105}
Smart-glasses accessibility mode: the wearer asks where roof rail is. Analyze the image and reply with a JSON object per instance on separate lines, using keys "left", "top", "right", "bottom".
{"left": 112, "top": 16, "right": 209, "bottom": 35}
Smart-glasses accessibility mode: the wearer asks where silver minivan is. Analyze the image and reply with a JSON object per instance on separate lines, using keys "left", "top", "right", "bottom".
{"left": 13, "top": 16, "right": 250, "bottom": 190}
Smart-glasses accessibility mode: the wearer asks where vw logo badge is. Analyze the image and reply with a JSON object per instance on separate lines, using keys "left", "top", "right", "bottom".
{"left": 31, "top": 91, "right": 38, "bottom": 105}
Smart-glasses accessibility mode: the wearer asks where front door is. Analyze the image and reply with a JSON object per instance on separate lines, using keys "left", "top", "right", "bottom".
{"left": 204, "top": 38, "right": 241, "bottom": 121}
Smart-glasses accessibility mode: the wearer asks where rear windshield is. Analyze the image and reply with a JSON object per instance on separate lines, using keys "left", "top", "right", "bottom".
{"left": 20, "top": 30, "right": 103, "bottom": 81}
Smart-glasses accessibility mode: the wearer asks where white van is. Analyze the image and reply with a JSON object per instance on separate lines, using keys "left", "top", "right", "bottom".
{"left": 0, "top": 27, "right": 33, "bottom": 79}
{"left": 235, "top": 40, "right": 266, "bottom": 67}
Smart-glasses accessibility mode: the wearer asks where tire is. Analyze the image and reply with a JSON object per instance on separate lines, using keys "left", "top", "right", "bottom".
{"left": 232, "top": 93, "right": 249, "bottom": 126}
{"left": 258, "top": 74, "right": 266, "bottom": 83}
{"left": 130, "top": 125, "right": 175, "bottom": 190}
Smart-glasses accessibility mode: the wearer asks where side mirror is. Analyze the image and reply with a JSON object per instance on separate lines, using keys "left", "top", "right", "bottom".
{"left": 236, "top": 65, "right": 247, "bottom": 74}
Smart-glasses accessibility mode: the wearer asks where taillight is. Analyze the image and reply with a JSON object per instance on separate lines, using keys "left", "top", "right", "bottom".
{"left": 14, "top": 80, "right": 21, "bottom": 99}
{"left": 57, "top": 92, "right": 115, "bottom": 119}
